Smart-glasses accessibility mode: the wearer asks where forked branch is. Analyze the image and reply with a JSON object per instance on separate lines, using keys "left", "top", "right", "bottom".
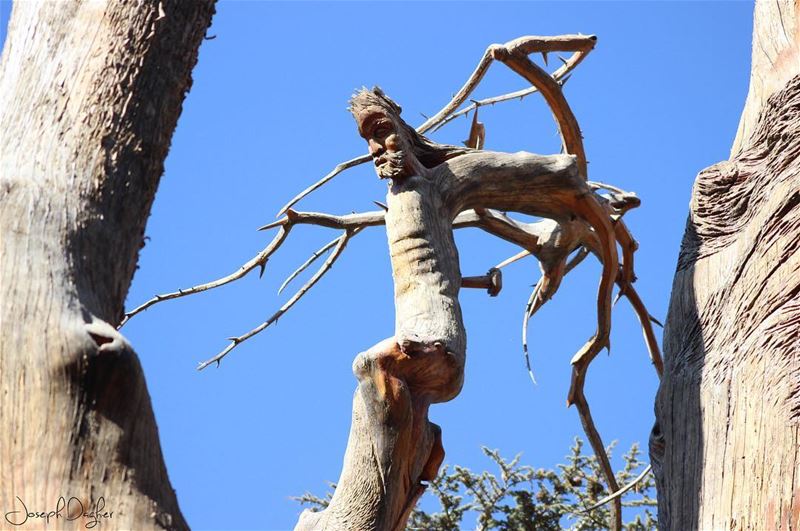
{"left": 121, "top": 34, "right": 658, "bottom": 531}
{"left": 196, "top": 228, "right": 360, "bottom": 370}
{"left": 277, "top": 34, "right": 596, "bottom": 216}
{"left": 117, "top": 226, "right": 291, "bottom": 328}
{"left": 119, "top": 210, "right": 385, "bottom": 328}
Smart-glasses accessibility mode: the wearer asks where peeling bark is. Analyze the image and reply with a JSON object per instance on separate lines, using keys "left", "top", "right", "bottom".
{"left": 0, "top": 2, "right": 214, "bottom": 529}
{"left": 653, "top": 1, "right": 800, "bottom": 528}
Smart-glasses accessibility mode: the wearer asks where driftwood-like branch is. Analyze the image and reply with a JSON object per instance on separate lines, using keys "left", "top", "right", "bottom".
{"left": 121, "top": 33, "right": 661, "bottom": 531}
{"left": 276, "top": 35, "right": 596, "bottom": 216}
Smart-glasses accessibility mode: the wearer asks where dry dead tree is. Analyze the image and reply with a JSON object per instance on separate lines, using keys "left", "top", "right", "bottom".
{"left": 121, "top": 35, "right": 662, "bottom": 531}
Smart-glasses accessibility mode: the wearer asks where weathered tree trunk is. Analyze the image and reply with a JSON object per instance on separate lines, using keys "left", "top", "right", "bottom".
{"left": 295, "top": 146, "right": 617, "bottom": 531}
{"left": 0, "top": 2, "right": 214, "bottom": 529}
{"left": 653, "top": 1, "right": 800, "bottom": 528}
{"left": 297, "top": 174, "right": 466, "bottom": 531}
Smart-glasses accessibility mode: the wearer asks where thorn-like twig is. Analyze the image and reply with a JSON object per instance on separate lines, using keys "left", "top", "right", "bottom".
{"left": 276, "top": 155, "right": 371, "bottom": 217}
{"left": 494, "top": 249, "right": 530, "bottom": 270}
{"left": 278, "top": 234, "right": 345, "bottom": 294}
{"left": 118, "top": 227, "right": 291, "bottom": 328}
{"left": 612, "top": 290, "right": 623, "bottom": 306}
{"left": 197, "top": 230, "right": 355, "bottom": 370}
{"left": 522, "top": 279, "right": 544, "bottom": 385}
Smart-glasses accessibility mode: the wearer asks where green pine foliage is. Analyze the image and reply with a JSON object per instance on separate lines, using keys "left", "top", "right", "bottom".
{"left": 295, "top": 438, "right": 657, "bottom": 530}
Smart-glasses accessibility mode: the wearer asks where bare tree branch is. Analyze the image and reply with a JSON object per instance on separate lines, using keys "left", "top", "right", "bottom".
{"left": 278, "top": 236, "right": 341, "bottom": 295}
{"left": 572, "top": 388, "right": 623, "bottom": 529}
{"left": 430, "top": 39, "right": 595, "bottom": 134}
{"left": 494, "top": 249, "right": 530, "bottom": 270}
{"left": 520, "top": 246, "right": 591, "bottom": 385}
{"left": 118, "top": 226, "right": 291, "bottom": 328}
{"left": 277, "top": 35, "right": 597, "bottom": 216}
{"left": 580, "top": 464, "right": 653, "bottom": 514}
{"left": 197, "top": 228, "right": 359, "bottom": 370}
{"left": 121, "top": 210, "right": 386, "bottom": 327}
{"left": 275, "top": 155, "right": 371, "bottom": 217}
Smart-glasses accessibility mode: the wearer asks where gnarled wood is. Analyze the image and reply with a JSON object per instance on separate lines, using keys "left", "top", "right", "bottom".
{"left": 0, "top": 2, "right": 214, "bottom": 529}
{"left": 653, "top": 1, "right": 800, "bottom": 527}
{"left": 295, "top": 71, "right": 624, "bottom": 528}
{"left": 117, "top": 35, "right": 650, "bottom": 531}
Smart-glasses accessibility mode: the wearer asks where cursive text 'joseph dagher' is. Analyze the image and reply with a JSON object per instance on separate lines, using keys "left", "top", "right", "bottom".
{"left": 4, "top": 496, "right": 114, "bottom": 528}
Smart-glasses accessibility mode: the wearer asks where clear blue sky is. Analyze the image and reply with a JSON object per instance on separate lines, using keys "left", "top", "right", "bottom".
{"left": 1, "top": 1, "right": 754, "bottom": 529}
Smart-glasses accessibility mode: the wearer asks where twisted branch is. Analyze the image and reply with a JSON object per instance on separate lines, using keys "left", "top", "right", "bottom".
{"left": 121, "top": 34, "right": 658, "bottom": 529}
{"left": 276, "top": 34, "right": 597, "bottom": 216}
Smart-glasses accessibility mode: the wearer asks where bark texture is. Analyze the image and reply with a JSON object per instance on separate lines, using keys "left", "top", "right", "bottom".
{"left": 0, "top": 2, "right": 214, "bottom": 529}
{"left": 653, "top": 1, "right": 800, "bottom": 528}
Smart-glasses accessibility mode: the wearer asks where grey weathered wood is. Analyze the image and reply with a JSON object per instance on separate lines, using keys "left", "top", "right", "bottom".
{"left": 112, "top": 34, "right": 639, "bottom": 531}
{"left": 0, "top": 1, "right": 214, "bottom": 529}
{"left": 295, "top": 137, "right": 623, "bottom": 530}
{"left": 732, "top": 1, "right": 800, "bottom": 157}
{"left": 293, "top": 36, "right": 634, "bottom": 531}
{"left": 653, "top": 1, "right": 800, "bottom": 528}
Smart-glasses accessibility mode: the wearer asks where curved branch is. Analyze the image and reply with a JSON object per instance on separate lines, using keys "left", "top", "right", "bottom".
{"left": 277, "top": 35, "right": 597, "bottom": 216}
{"left": 491, "top": 44, "right": 589, "bottom": 177}
{"left": 572, "top": 387, "right": 623, "bottom": 529}
{"left": 580, "top": 464, "right": 653, "bottom": 514}
{"left": 431, "top": 38, "right": 596, "bottom": 134}
{"left": 521, "top": 279, "right": 544, "bottom": 385}
{"left": 521, "top": 247, "right": 590, "bottom": 385}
